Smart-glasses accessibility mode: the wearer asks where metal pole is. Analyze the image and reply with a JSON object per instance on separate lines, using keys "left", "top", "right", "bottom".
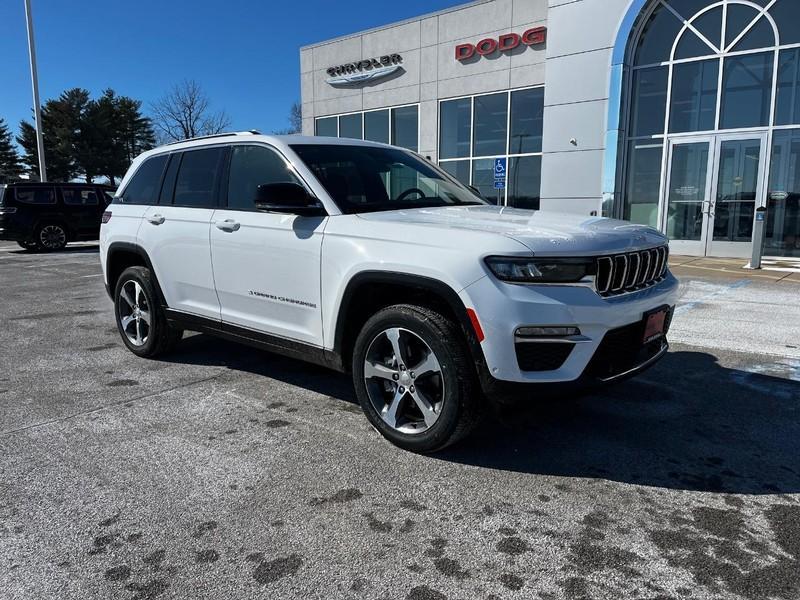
{"left": 750, "top": 206, "right": 767, "bottom": 270}
{"left": 24, "top": 0, "right": 47, "bottom": 182}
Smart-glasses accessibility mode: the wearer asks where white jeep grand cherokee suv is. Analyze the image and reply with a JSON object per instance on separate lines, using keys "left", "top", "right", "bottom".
{"left": 100, "top": 132, "right": 678, "bottom": 452}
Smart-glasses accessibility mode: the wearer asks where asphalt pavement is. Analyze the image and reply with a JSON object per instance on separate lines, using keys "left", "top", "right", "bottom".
{"left": 0, "top": 241, "right": 798, "bottom": 600}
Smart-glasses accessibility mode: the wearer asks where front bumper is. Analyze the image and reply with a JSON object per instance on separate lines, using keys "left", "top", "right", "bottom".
{"left": 459, "top": 271, "right": 680, "bottom": 395}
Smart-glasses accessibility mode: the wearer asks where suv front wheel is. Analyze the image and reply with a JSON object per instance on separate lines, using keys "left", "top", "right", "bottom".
{"left": 114, "top": 266, "right": 182, "bottom": 357}
{"left": 352, "top": 304, "right": 481, "bottom": 453}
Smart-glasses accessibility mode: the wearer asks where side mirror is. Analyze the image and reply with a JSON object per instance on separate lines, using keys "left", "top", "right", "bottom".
{"left": 255, "top": 183, "right": 325, "bottom": 216}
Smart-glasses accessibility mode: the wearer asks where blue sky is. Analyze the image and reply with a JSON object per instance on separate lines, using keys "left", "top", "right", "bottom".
{"left": 0, "top": 0, "right": 465, "bottom": 141}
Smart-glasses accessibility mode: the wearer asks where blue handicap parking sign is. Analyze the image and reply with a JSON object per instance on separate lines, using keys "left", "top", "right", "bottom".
{"left": 494, "top": 157, "right": 507, "bottom": 178}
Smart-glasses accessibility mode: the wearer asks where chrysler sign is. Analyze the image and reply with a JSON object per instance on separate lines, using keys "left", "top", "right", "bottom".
{"left": 455, "top": 27, "right": 547, "bottom": 61}
{"left": 326, "top": 54, "right": 403, "bottom": 87}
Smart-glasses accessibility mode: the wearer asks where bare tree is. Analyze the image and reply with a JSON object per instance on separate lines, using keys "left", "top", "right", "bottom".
{"left": 150, "top": 80, "right": 231, "bottom": 143}
{"left": 273, "top": 101, "right": 302, "bottom": 135}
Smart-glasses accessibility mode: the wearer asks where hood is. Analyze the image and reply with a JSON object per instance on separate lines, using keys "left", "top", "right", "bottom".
{"left": 357, "top": 205, "right": 667, "bottom": 256}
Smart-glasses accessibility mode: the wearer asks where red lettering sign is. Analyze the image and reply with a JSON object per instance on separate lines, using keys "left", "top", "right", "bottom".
{"left": 455, "top": 27, "right": 547, "bottom": 61}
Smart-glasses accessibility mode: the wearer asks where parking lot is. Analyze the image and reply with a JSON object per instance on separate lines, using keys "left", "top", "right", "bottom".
{"left": 1, "top": 240, "right": 799, "bottom": 600}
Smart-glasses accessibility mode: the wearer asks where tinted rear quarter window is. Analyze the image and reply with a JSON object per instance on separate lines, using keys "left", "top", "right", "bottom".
{"left": 62, "top": 188, "right": 99, "bottom": 206}
{"left": 121, "top": 155, "right": 168, "bottom": 205}
{"left": 15, "top": 187, "right": 56, "bottom": 204}
{"left": 173, "top": 147, "right": 224, "bottom": 208}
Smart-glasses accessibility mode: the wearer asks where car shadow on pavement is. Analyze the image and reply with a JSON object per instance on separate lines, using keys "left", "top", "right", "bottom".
{"left": 437, "top": 350, "right": 800, "bottom": 495}
{"left": 164, "top": 333, "right": 357, "bottom": 403}
{"left": 10, "top": 244, "right": 99, "bottom": 255}
{"left": 164, "top": 337, "right": 799, "bottom": 495}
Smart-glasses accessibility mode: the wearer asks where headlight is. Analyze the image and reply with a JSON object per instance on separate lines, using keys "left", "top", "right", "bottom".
{"left": 485, "top": 256, "right": 593, "bottom": 283}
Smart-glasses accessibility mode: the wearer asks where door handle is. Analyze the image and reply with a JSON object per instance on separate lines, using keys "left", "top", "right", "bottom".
{"left": 146, "top": 214, "right": 165, "bottom": 225}
{"left": 215, "top": 219, "right": 241, "bottom": 233}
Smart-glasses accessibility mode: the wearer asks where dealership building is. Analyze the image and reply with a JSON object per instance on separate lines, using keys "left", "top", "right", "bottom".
{"left": 300, "top": 0, "right": 800, "bottom": 260}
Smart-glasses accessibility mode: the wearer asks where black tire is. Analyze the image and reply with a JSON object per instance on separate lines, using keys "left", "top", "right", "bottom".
{"left": 17, "top": 240, "right": 38, "bottom": 251}
{"left": 352, "top": 304, "right": 481, "bottom": 453}
{"left": 113, "top": 266, "right": 182, "bottom": 358}
{"left": 35, "top": 222, "right": 68, "bottom": 251}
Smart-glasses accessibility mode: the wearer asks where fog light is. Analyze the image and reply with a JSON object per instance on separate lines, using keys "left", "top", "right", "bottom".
{"left": 516, "top": 326, "right": 581, "bottom": 338}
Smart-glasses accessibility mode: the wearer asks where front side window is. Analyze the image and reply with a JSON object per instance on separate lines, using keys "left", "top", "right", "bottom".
{"left": 291, "top": 144, "right": 485, "bottom": 214}
{"left": 173, "top": 148, "right": 224, "bottom": 208}
{"left": 227, "top": 145, "right": 302, "bottom": 210}
{"left": 62, "top": 188, "right": 99, "bottom": 206}
{"left": 120, "top": 154, "right": 168, "bottom": 205}
{"left": 15, "top": 187, "right": 56, "bottom": 204}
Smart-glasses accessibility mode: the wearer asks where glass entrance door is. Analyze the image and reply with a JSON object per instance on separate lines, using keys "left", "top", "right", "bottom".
{"left": 708, "top": 134, "right": 767, "bottom": 258}
{"left": 663, "top": 138, "right": 714, "bottom": 256}
{"left": 663, "top": 134, "right": 767, "bottom": 257}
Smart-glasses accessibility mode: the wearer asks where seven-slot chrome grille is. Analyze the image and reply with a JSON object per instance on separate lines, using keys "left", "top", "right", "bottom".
{"left": 595, "top": 246, "right": 669, "bottom": 297}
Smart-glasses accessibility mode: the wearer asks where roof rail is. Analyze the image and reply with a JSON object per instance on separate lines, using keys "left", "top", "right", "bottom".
{"left": 164, "top": 131, "right": 260, "bottom": 146}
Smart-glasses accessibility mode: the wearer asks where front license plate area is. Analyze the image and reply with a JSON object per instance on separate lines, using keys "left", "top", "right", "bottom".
{"left": 643, "top": 307, "right": 669, "bottom": 343}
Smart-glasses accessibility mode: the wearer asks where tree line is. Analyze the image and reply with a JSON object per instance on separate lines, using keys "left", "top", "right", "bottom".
{"left": 1, "top": 89, "right": 154, "bottom": 185}
{"left": 0, "top": 80, "right": 272, "bottom": 186}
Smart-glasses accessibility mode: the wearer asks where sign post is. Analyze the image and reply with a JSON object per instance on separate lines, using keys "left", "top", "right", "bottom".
{"left": 493, "top": 157, "right": 506, "bottom": 206}
{"left": 750, "top": 205, "right": 767, "bottom": 270}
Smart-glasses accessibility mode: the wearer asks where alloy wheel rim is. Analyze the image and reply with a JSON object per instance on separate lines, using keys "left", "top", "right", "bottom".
{"left": 118, "top": 280, "right": 151, "bottom": 347}
{"left": 363, "top": 327, "right": 444, "bottom": 435}
{"left": 40, "top": 225, "right": 66, "bottom": 249}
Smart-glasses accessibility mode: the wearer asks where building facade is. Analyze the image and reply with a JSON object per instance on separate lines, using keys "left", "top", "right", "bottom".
{"left": 300, "top": 0, "right": 800, "bottom": 260}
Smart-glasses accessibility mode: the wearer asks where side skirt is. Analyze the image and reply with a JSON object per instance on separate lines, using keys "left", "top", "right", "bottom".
{"left": 164, "top": 309, "right": 345, "bottom": 373}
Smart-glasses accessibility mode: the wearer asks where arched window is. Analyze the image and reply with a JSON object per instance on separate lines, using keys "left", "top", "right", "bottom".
{"left": 622, "top": 0, "right": 800, "bottom": 258}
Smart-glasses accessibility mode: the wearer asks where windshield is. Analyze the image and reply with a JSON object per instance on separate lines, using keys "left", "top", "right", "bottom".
{"left": 291, "top": 144, "right": 487, "bottom": 214}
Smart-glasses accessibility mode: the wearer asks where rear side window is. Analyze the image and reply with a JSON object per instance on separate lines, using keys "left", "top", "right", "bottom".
{"left": 15, "top": 187, "right": 56, "bottom": 204}
{"left": 120, "top": 155, "right": 168, "bottom": 205}
{"left": 226, "top": 145, "right": 301, "bottom": 210}
{"left": 62, "top": 188, "right": 99, "bottom": 206}
{"left": 173, "top": 147, "right": 224, "bottom": 208}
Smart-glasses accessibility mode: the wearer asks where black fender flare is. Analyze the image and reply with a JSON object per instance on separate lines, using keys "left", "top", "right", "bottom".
{"left": 333, "top": 270, "right": 487, "bottom": 371}
{"left": 105, "top": 242, "right": 168, "bottom": 307}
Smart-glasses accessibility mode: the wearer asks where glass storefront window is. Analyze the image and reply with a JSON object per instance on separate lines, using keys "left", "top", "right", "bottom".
{"left": 472, "top": 159, "right": 500, "bottom": 204}
{"left": 364, "top": 110, "right": 390, "bottom": 144}
{"left": 776, "top": 49, "right": 800, "bottom": 126}
{"left": 439, "top": 98, "right": 471, "bottom": 159}
{"left": 509, "top": 88, "right": 544, "bottom": 154}
{"left": 622, "top": 0, "right": 800, "bottom": 258}
{"left": 473, "top": 93, "right": 508, "bottom": 157}
{"left": 339, "top": 113, "right": 362, "bottom": 140}
{"left": 767, "top": 130, "right": 800, "bottom": 257}
{"left": 634, "top": 3, "right": 683, "bottom": 65}
{"left": 720, "top": 52, "right": 773, "bottom": 130}
{"left": 315, "top": 117, "right": 337, "bottom": 137}
{"left": 630, "top": 67, "right": 668, "bottom": 137}
{"left": 392, "top": 106, "right": 419, "bottom": 152}
{"left": 438, "top": 87, "right": 544, "bottom": 210}
{"left": 624, "top": 141, "right": 663, "bottom": 227}
{"left": 772, "top": 0, "right": 800, "bottom": 46}
{"left": 507, "top": 156, "right": 541, "bottom": 210}
{"left": 440, "top": 160, "right": 470, "bottom": 188}
{"left": 669, "top": 59, "right": 719, "bottom": 133}
{"left": 314, "top": 106, "right": 419, "bottom": 151}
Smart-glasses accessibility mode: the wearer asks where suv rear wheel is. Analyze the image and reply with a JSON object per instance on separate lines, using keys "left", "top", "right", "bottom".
{"left": 114, "top": 266, "right": 182, "bottom": 357}
{"left": 36, "top": 223, "right": 68, "bottom": 251}
{"left": 352, "top": 304, "right": 481, "bottom": 453}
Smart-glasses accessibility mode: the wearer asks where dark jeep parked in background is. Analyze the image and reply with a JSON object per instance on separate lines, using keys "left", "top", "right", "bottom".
{"left": 0, "top": 182, "right": 114, "bottom": 251}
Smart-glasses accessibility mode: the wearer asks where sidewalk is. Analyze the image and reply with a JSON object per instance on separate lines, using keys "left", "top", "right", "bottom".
{"left": 670, "top": 255, "right": 800, "bottom": 284}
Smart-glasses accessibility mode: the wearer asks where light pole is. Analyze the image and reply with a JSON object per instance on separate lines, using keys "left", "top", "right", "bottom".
{"left": 24, "top": 0, "right": 47, "bottom": 182}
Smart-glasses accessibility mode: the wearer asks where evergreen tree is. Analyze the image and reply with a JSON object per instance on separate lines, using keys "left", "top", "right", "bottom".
{"left": 16, "top": 88, "right": 155, "bottom": 185}
{"left": 0, "top": 118, "right": 22, "bottom": 182}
